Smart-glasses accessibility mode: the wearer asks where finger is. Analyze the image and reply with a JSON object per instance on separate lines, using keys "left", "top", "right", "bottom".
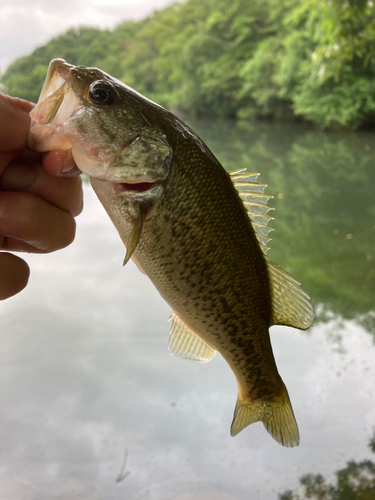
{"left": 1, "top": 162, "right": 83, "bottom": 217}
{"left": 43, "top": 149, "right": 81, "bottom": 177}
{"left": 0, "top": 191, "right": 76, "bottom": 252}
{"left": 0, "top": 252, "right": 30, "bottom": 300}
{"left": 0, "top": 151, "right": 20, "bottom": 176}
{"left": 0, "top": 94, "right": 33, "bottom": 151}
{"left": 0, "top": 230, "right": 61, "bottom": 254}
{"left": 0, "top": 149, "right": 42, "bottom": 176}
{"left": 1, "top": 238, "right": 51, "bottom": 254}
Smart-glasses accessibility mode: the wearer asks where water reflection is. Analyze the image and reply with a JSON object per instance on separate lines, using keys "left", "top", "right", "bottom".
{"left": 190, "top": 120, "right": 375, "bottom": 331}
{"left": 279, "top": 431, "right": 375, "bottom": 499}
{"left": 0, "top": 121, "right": 374, "bottom": 499}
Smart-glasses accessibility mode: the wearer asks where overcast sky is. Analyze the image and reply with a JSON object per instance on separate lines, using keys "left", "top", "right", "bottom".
{"left": 0, "top": 0, "right": 176, "bottom": 73}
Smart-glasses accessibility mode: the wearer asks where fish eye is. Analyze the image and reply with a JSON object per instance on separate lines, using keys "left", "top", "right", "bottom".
{"left": 89, "top": 82, "right": 114, "bottom": 105}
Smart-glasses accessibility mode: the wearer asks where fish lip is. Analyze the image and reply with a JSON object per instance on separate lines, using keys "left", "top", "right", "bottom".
{"left": 42, "top": 60, "right": 72, "bottom": 97}
{"left": 28, "top": 59, "right": 80, "bottom": 151}
{"left": 32, "top": 59, "right": 73, "bottom": 117}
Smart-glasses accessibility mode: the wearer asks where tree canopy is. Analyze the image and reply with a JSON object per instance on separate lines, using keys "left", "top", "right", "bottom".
{"left": 2, "top": 0, "right": 375, "bottom": 129}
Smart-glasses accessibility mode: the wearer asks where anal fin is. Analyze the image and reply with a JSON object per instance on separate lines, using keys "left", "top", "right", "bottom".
{"left": 168, "top": 312, "right": 216, "bottom": 363}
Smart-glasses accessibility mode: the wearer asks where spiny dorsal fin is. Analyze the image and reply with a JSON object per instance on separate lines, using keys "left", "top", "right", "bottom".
{"left": 168, "top": 312, "right": 216, "bottom": 363}
{"left": 229, "top": 169, "right": 274, "bottom": 254}
{"left": 229, "top": 169, "right": 314, "bottom": 330}
{"left": 265, "top": 256, "right": 314, "bottom": 330}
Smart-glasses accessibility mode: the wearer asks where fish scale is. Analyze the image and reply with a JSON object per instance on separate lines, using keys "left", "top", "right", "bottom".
{"left": 28, "top": 59, "right": 314, "bottom": 447}
{"left": 106, "top": 139, "right": 280, "bottom": 398}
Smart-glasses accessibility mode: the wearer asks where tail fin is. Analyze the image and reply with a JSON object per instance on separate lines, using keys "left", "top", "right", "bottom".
{"left": 230, "top": 389, "right": 300, "bottom": 447}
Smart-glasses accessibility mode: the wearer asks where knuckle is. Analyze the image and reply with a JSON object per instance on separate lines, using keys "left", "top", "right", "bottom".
{"left": 71, "top": 176, "right": 84, "bottom": 216}
{"left": 57, "top": 214, "right": 76, "bottom": 250}
{"left": 58, "top": 176, "right": 83, "bottom": 217}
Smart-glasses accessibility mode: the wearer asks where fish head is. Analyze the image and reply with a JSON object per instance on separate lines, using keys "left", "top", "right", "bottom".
{"left": 28, "top": 59, "right": 172, "bottom": 192}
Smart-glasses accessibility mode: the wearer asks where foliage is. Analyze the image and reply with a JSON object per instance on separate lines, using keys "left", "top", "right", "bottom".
{"left": 1, "top": 0, "right": 375, "bottom": 128}
{"left": 2, "top": 27, "right": 110, "bottom": 103}
{"left": 279, "top": 432, "right": 375, "bottom": 499}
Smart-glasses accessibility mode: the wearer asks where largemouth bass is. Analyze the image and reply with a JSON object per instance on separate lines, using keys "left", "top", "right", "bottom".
{"left": 28, "top": 59, "right": 314, "bottom": 447}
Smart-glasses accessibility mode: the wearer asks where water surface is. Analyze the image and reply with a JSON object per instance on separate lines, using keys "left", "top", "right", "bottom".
{"left": 1, "top": 120, "right": 374, "bottom": 499}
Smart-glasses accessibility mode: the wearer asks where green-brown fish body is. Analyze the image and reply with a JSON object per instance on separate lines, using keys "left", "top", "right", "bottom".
{"left": 28, "top": 59, "right": 314, "bottom": 447}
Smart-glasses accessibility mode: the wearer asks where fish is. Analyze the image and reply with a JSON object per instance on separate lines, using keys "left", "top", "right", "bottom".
{"left": 28, "top": 59, "right": 314, "bottom": 447}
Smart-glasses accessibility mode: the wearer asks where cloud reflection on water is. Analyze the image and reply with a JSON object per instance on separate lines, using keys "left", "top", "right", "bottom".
{"left": 0, "top": 185, "right": 374, "bottom": 499}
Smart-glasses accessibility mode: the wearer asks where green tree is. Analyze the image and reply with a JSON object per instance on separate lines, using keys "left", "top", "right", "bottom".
{"left": 2, "top": 0, "right": 375, "bottom": 127}
{"left": 279, "top": 432, "right": 375, "bottom": 499}
{"left": 2, "top": 27, "right": 107, "bottom": 102}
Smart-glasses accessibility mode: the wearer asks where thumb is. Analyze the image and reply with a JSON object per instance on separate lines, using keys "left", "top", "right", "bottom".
{"left": 0, "top": 252, "right": 30, "bottom": 300}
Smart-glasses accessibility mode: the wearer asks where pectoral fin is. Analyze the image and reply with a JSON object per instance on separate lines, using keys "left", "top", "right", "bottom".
{"left": 123, "top": 204, "right": 145, "bottom": 266}
{"left": 168, "top": 312, "right": 216, "bottom": 363}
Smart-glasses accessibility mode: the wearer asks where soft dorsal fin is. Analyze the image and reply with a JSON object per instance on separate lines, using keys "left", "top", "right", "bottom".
{"left": 168, "top": 312, "right": 216, "bottom": 363}
{"left": 229, "top": 169, "right": 274, "bottom": 254}
{"left": 265, "top": 256, "right": 314, "bottom": 330}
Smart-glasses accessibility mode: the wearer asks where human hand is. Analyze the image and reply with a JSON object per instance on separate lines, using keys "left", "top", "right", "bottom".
{"left": 0, "top": 94, "right": 83, "bottom": 300}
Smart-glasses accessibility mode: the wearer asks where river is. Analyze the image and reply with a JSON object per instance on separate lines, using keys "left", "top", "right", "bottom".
{"left": 0, "top": 119, "right": 374, "bottom": 499}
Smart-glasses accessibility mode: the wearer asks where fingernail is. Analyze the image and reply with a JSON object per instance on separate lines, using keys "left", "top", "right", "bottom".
{"left": 48, "top": 150, "right": 78, "bottom": 175}
{"left": 59, "top": 150, "right": 76, "bottom": 174}
{"left": 58, "top": 165, "right": 82, "bottom": 177}
{"left": 0, "top": 163, "right": 37, "bottom": 191}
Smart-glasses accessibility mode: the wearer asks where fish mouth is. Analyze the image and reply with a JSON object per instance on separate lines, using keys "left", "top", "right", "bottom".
{"left": 29, "top": 59, "right": 170, "bottom": 193}
{"left": 28, "top": 59, "right": 80, "bottom": 151}
{"left": 37, "top": 59, "right": 73, "bottom": 107}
